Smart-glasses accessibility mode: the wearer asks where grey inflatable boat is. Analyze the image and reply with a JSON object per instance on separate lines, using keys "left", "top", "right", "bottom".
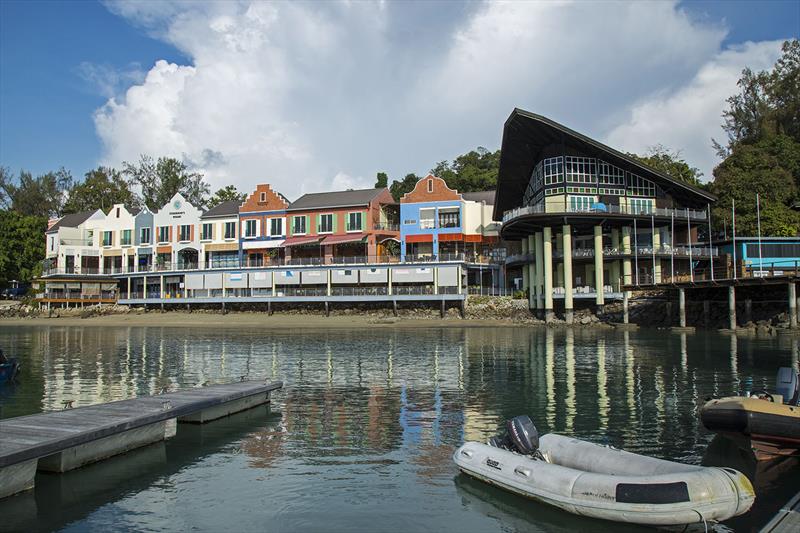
{"left": 453, "top": 416, "right": 755, "bottom": 526}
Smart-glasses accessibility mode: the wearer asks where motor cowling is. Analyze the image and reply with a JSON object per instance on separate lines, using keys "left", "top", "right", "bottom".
{"left": 506, "top": 415, "right": 539, "bottom": 456}
{"left": 776, "top": 367, "right": 799, "bottom": 405}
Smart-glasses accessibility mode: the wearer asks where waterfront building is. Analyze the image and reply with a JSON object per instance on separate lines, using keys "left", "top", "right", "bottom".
{"left": 200, "top": 200, "right": 241, "bottom": 269}
{"left": 98, "top": 203, "right": 138, "bottom": 274}
{"left": 717, "top": 237, "right": 800, "bottom": 275}
{"left": 495, "top": 109, "right": 717, "bottom": 321}
{"left": 45, "top": 209, "right": 105, "bottom": 275}
{"left": 133, "top": 205, "right": 155, "bottom": 272}
{"left": 399, "top": 175, "right": 500, "bottom": 262}
{"left": 152, "top": 193, "right": 204, "bottom": 270}
{"left": 238, "top": 184, "right": 290, "bottom": 267}
{"left": 283, "top": 188, "right": 400, "bottom": 264}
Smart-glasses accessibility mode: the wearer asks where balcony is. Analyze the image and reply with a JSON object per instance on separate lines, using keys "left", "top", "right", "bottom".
{"left": 59, "top": 238, "right": 93, "bottom": 246}
{"left": 373, "top": 222, "right": 399, "bottom": 232}
{"left": 502, "top": 204, "right": 708, "bottom": 224}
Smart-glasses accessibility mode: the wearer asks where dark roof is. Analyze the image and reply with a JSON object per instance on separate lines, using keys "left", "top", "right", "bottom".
{"left": 288, "top": 188, "right": 390, "bottom": 211}
{"left": 462, "top": 190, "right": 495, "bottom": 204}
{"left": 494, "top": 109, "right": 716, "bottom": 219}
{"left": 129, "top": 206, "right": 141, "bottom": 216}
{"left": 47, "top": 211, "right": 96, "bottom": 232}
{"left": 201, "top": 200, "right": 241, "bottom": 218}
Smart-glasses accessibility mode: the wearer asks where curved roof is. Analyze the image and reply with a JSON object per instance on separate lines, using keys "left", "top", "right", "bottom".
{"left": 493, "top": 109, "right": 716, "bottom": 219}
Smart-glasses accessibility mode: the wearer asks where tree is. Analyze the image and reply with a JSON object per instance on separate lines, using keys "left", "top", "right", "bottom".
{"left": 0, "top": 166, "right": 72, "bottom": 218}
{"left": 389, "top": 173, "right": 421, "bottom": 202}
{"left": 0, "top": 211, "right": 47, "bottom": 287}
{"left": 629, "top": 145, "right": 703, "bottom": 186}
{"left": 375, "top": 172, "right": 388, "bottom": 189}
{"left": 123, "top": 155, "right": 210, "bottom": 210}
{"left": 430, "top": 147, "right": 501, "bottom": 192}
{"left": 63, "top": 166, "right": 137, "bottom": 214}
{"left": 207, "top": 185, "right": 246, "bottom": 208}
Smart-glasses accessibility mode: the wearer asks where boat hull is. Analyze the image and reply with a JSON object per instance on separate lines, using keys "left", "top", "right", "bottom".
{"left": 700, "top": 397, "right": 800, "bottom": 450}
{"left": 0, "top": 359, "right": 20, "bottom": 383}
{"left": 453, "top": 435, "right": 754, "bottom": 526}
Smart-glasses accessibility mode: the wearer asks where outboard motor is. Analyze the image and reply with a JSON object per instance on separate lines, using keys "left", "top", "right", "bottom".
{"left": 776, "top": 367, "right": 799, "bottom": 405}
{"left": 489, "top": 415, "right": 541, "bottom": 458}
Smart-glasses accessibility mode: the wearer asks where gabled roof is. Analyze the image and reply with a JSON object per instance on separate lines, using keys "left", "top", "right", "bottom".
{"left": 494, "top": 109, "right": 716, "bottom": 219}
{"left": 288, "top": 188, "right": 389, "bottom": 211}
{"left": 47, "top": 211, "right": 96, "bottom": 232}
{"left": 202, "top": 200, "right": 240, "bottom": 218}
{"left": 462, "top": 190, "right": 495, "bottom": 204}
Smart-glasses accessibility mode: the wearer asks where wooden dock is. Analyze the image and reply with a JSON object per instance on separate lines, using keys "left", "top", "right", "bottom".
{"left": 761, "top": 490, "right": 800, "bottom": 533}
{"left": 0, "top": 380, "right": 282, "bottom": 499}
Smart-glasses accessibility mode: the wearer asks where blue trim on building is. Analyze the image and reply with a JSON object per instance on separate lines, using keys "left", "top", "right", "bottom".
{"left": 400, "top": 201, "right": 463, "bottom": 260}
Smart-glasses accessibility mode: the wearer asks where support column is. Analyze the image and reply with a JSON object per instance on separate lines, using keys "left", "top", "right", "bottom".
{"left": 728, "top": 286, "right": 737, "bottom": 330}
{"left": 555, "top": 232, "right": 564, "bottom": 289}
{"left": 623, "top": 290, "right": 629, "bottom": 324}
{"left": 622, "top": 226, "right": 632, "bottom": 286}
{"left": 594, "top": 225, "right": 604, "bottom": 308}
{"left": 543, "top": 227, "right": 553, "bottom": 322}
{"left": 159, "top": 275, "right": 164, "bottom": 299}
{"left": 652, "top": 227, "right": 662, "bottom": 284}
{"left": 527, "top": 235, "right": 536, "bottom": 310}
{"left": 790, "top": 283, "right": 797, "bottom": 329}
{"left": 610, "top": 228, "right": 620, "bottom": 291}
{"left": 678, "top": 288, "right": 686, "bottom": 328}
{"left": 127, "top": 277, "right": 131, "bottom": 299}
{"left": 521, "top": 238, "right": 530, "bottom": 302}
{"left": 535, "top": 231, "right": 544, "bottom": 313}
{"left": 563, "top": 225, "right": 573, "bottom": 324}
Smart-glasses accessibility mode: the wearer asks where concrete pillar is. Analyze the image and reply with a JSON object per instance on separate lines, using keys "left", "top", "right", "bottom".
{"left": 729, "top": 286, "right": 737, "bottom": 330}
{"left": 610, "top": 228, "right": 620, "bottom": 291}
{"left": 543, "top": 227, "right": 553, "bottom": 322}
{"left": 127, "top": 277, "right": 131, "bottom": 299}
{"left": 678, "top": 288, "right": 686, "bottom": 328}
{"left": 327, "top": 269, "right": 332, "bottom": 297}
{"left": 594, "top": 225, "right": 604, "bottom": 307}
{"left": 563, "top": 225, "right": 573, "bottom": 324}
{"left": 652, "top": 227, "right": 662, "bottom": 283}
{"left": 555, "top": 232, "right": 564, "bottom": 288}
{"left": 160, "top": 275, "right": 164, "bottom": 299}
{"left": 457, "top": 265, "right": 462, "bottom": 295}
{"left": 433, "top": 267, "right": 439, "bottom": 295}
{"left": 527, "top": 235, "right": 536, "bottom": 310}
{"left": 790, "top": 283, "right": 797, "bottom": 328}
{"left": 623, "top": 290, "right": 629, "bottom": 324}
{"left": 143, "top": 275, "right": 147, "bottom": 299}
{"left": 535, "top": 232, "right": 544, "bottom": 312}
{"left": 622, "top": 226, "right": 632, "bottom": 286}
{"left": 521, "top": 238, "right": 529, "bottom": 294}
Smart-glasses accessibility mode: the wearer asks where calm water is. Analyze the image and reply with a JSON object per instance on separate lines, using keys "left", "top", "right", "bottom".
{"left": 0, "top": 325, "right": 798, "bottom": 532}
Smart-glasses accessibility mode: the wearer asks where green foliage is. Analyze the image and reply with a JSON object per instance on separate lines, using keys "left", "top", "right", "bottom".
{"left": 0, "top": 210, "right": 47, "bottom": 287}
{"left": 0, "top": 166, "right": 72, "bottom": 217}
{"left": 63, "top": 166, "right": 138, "bottom": 214}
{"left": 123, "top": 155, "right": 210, "bottom": 211}
{"left": 629, "top": 145, "right": 703, "bottom": 186}
{"left": 374, "top": 172, "right": 388, "bottom": 189}
{"left": 207, "top": 185, "right": 246, "bottom": 208}
{"left": 389, "top": 173, "right": 421, "bottom": 202}
{"left": 430, "top": 146, "right": 500, "bottom": 192}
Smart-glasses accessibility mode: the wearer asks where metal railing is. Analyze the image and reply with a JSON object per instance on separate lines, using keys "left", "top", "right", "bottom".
{"left": 373, "top": 223, "right": 399, "bottom": 232}
{"left": 502, "top": 204, "right": 708, "bottom": 224}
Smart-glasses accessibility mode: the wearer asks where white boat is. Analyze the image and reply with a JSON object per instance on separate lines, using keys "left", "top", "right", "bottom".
{"left": 453, "top": 417, "right": 755, "bottom": 526}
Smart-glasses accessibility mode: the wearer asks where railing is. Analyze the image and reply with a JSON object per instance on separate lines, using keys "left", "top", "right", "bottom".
{"left": 502, "top": 204, "right": 708, "bottom": 224}
{"left": 330, "top": 286, "right": 389, "bottom": 296}
{"left": 59, "top": 238, "right": 93, "bottom": 246}
{"left": 373, "top": 223, "right": 399, "bottom": 232}
{"left": 36, "top": 291, "right": 117, "bottom": 300}
{"left": 274, "top": 287, "right": 328, "bottom": 297}
{"left": 392, "top": 285, "right": 436, "bottom": 295}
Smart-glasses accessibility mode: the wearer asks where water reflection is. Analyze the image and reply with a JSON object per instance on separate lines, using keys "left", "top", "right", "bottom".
{"left": 0, "top": 325, "right": 797, "bottom": 532}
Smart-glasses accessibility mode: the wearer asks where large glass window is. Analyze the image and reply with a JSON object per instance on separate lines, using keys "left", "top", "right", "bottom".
{"left": 121, "top": 229, "right": 131, "bottom": 246}
{"left": 318, "top": 213, "right": 334, "bottom": 233}
{"left": 102, "top": 231, "right": 113, "bottom": 246}
{"left": 292, "top": 216, "right": 307, "bottom": 235}
{"left": 524, "top": 161, "right": 544, "bottom": 206}
{"left": 201, "top": 223, "right": 213, "bottom": 241}
{"left": 543, "top": 157, "right": 564, "bottom": 185}
{"left": 598, "top": 160, "right": 626, "bottom": 186}
{"left": 244, "top": 219, "right": 257, "bottom": 238}
{"left": 438, "top": 207, "right": 460, "bottom": 228}
{"left": 569, "top": 196, "right": 594, "bottom": 212}
{"left": 629, "top": 198, "right": 654, "bottom": 214}
{"left": 224, "top": 222, "right": 236, "bottom": 239}
{"left": 140, "top": 227, "right": 151, "bottom": 245}
{"left": 179, "top": 224, "right": 191, "bottom": 241}
{"left": 158, "top": 226, "right": 169, "bottom": 243}
{"left": 627, "top": 173, "right": 656, "bottom": 196}
{"left": 565, "top": 156, "right": 596, "bottom": 184}
{"left": 419, "top": 208, "right": 435, "bottom": 229}
{"left": 347, "top": 212, "right": 362, "bottom": 232}
{"left": 270, "top": 218, "right": 283, "bottom": 236}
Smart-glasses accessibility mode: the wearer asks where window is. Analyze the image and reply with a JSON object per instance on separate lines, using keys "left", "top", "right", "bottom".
{"left": 201, "top": 223, "right": 213, "bottom": 241}
{"left": 121, "top": 229, "right": 132, "bottom": 246}
{"left": 318, "top": 213, "right": 334, "bottom": 233}
{"left": 629, "top": 198, "right": 654, "bottom": 214}
{"left": 140, "top": 227, "right": 151, "bottom": 245}
{"left": 224, "top": 222, "right": 236, "bottom": 239}
{"left": 564, "top": 156, "right": 596, "bottom": 184}
{"left": 438, "top": 207, "right": 460, "bottom": 228}
{"left": 598, "top": 160, "right": 625, "bottom": 187}
{"left": 158, "top": 226, "right": 169, "bottom": 243}
{"left": 244, "top": 219, "right": 257, "bottom": 238}
{"left": 419, "top": 208, "right": 435, "bottom": 229}
{"left": 292, "top": 216, "right": 307, "bottom": 235}
{"left": 427, "top": 179, "right": 433, "bottom": 193}
{"left": 627, "top": 173, "right": 656, "bottom": 197}
{"left": 179, "top": 225, "right": 191, "bottom": 241}
{"left": 102, "top": 231, "right": 113, "bottom": 246}
{"left": 49, "top": 236, "right": 55, "bottom": 251}
{"left": 403, "top": 218, "right": 417, "bottom": 226}
{"left": 260, "top": 192, "right": 266, "bottom": 202}
{"left": 347, "top": 212, "right": 362, "bottom": 232}
{"left": 524, "top": 161, "right": 544, "bottom": 206}
{"left": 269, "top": 218, "right": 283, "bottom": 236}
{"left": 115, "top": 207, "right": 120, "bottom": 218}
{"left": 543, "top": 156, "right": 564, "bottom": 185}
{"left": 569, "top": 196, "right": 594, "bottom": 212}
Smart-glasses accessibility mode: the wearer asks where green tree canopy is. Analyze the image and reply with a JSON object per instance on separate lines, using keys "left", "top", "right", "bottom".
{"left": 629, "top": 145, "right": 703, "bottom": 186}
{"left": 0, "top": 166, "right": 72, "bottom": 218}
{"left": 374, "top": 171, "right": 388, "bottom": 189}
{"left": 389, "top": 173, "right": 420, "bottom": 202}
{"left": 430, "top": 146, "right": 500, "bottom": 192}
{"left": 122, "top": 155, "right": 210, "bottom": 211}
{"left": 0, "top": 211, "right": 47, "bottom": 286}
{"left": 63, "top": 166, "right": 138, "bottom": 214}
{"left": 207, "top": 185, "right": 246, "bottom": 208}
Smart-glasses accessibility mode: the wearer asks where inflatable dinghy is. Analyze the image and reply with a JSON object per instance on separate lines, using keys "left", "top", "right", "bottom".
{"left": 453, "top": 416, "right": 754, "bottom": 526}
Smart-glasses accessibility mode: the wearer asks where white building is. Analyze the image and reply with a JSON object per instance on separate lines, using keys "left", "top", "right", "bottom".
{"left": 199, "top": 200, "right": 240, "bottom": 268}
{"left": 152, "top": 193, "right": 204, "bottom": 270}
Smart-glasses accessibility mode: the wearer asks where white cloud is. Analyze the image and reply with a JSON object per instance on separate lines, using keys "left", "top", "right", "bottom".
{"left": 605, "top": 41, "right": 783, "bottom": 181}
{"left": 93, "top": 0, "right": 783, "bottom": 201}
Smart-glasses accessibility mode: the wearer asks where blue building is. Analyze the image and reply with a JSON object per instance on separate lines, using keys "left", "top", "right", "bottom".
{"left": 717, "top": 237, "right": 800, "bottom": 274}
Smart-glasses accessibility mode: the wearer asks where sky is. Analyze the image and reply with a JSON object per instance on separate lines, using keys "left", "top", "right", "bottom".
{"left": 1, "top": 0, "right": 798, "bottom": 201}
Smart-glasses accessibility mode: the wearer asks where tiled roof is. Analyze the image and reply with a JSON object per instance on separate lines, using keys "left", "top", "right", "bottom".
{"left": 47, "top": 211, "right": 95, "bottom": 232}
{"left": 288, "top": 188, "right": 388, "bottom": 211}
{"left": 202, "top": 200, "right": 241, "bottom": 218}
{"left": 461, "top": 190, "right": 496, "bottom": 204}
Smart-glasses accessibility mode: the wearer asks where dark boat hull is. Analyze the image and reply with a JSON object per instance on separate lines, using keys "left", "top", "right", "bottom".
{"left": 701, "top": 397, "right": 800, "bottom": 453}
{"left": 0, "top": 358, "right": 20, "bottom": 383}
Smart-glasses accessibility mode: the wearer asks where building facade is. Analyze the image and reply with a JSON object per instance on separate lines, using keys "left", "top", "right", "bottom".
{"left": 200, "top": 200, "right": 240, "bottom": 269}
{"left": 239, "top": 184, "right": 289, "bottom": 267}
{"left": 152, "top": 193, "right": 204, "bottom": 270}
{"left": 495, "top": 109, "right": 717, "bottom": 322}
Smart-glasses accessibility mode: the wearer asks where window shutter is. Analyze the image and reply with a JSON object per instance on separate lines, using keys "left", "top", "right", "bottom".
{"left": 316, "top": 214, "right": 320, "bottom": 233}
{"left": 360, "top": 211, "right": 365, "bottom": 231}
{"left": 305, "top": 215, "right": 309, "bottom": 234}
{"left": 332, "top": 213, "right": 338, "bottom": 233}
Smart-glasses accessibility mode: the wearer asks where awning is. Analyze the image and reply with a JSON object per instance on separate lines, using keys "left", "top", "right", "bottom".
{"left": 102, "top": 249, "right": 122, "bottom": 257}
{"left": 439, "top": 233, "right": 465, "bottom": 242}
{"left": 323, "top": 234, "right": 366, "bottom": 245}
{"left": 282, "top": 235, "right": 322, "bottom": 247}
{"left": 156, "top": 246, "right": 172, "bottom": 254}
{"left": 242, "top": 239, "right": 283, "bottom": 250}
{"left": 205, "top": 242, "right": 240, "bottom": 252}
{"left": 406, "top": 234, "right": 433, "bottom": 243}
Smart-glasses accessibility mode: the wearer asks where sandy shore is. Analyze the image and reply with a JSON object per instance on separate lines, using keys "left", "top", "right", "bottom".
{"left": 0, "top": 312, "right": 535, "bottom": 329}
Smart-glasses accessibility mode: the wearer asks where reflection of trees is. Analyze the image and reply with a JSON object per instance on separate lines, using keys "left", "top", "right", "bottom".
{"left": 240, "top": 427, "right": 285, "bottom": 469}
